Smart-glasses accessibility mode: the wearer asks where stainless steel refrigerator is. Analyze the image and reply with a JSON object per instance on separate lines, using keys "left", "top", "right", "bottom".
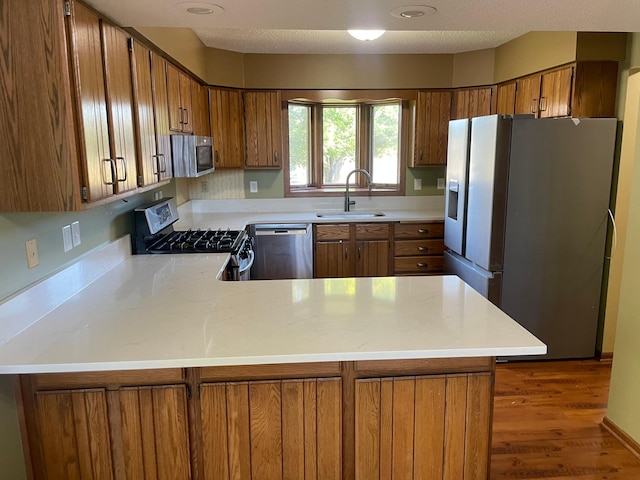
{"left": 444, "top": 114, "right": 617, "bottom": 359}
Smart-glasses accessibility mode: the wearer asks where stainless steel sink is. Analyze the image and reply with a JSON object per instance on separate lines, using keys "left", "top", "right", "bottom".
{"left": 316, "top": 211, "right": 386, "bottom": 218}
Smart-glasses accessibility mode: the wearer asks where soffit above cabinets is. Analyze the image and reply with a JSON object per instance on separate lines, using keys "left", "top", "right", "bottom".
{"left": 84, "top": 0, "right": 639, "bottom": 54}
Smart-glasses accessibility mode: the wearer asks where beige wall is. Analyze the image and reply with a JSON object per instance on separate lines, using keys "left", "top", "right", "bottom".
{"left": 452, "top": 49, "right": 496, "bottom": 87}
{"left": 135, "top": 27, "right": 211, "bottom": 81}
{"left": 607, "top": 32, "right": 640, "bottom": 441}
{"left": 243, "top": 54, "right": 453, "bottom": 89}
{"left": 494, "top": 32, "right": 577, "bottom": 83}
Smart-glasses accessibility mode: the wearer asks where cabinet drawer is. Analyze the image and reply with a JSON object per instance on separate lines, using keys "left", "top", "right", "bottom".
{"left": 394, "top": 255, "right": 444, "bottom": 274}
{"left": 315, "top": 224, "right": 350, "bottom": 240}
{"left": 355, "top": 223, "right": 389, "bottom": 240}
{"left": 394, "top": 239, "right": 444, "bottom": 257}
{"left": 394, "top": 222, "right": 444, "bottom": 239}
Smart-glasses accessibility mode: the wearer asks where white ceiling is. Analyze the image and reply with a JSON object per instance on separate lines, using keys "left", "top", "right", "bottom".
{"left": 84, "top": 0, "right": 640, "bottom": 54}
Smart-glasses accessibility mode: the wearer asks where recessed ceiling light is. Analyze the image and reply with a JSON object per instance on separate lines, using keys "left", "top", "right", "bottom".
{"left": 348, "top": 30, "right": 386, "bottom": 41}
{"left": 390, "top": 5, "right": 437, "bottom": 19}
{"left": 177, "top": 2, "right": 224, "bottom": 15}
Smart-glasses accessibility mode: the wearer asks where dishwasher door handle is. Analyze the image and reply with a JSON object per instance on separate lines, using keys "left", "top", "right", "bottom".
{"left": 255, "top": 226, "right": 309, "bottom": 235}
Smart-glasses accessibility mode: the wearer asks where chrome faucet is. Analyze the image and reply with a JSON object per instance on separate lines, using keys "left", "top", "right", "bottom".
{"left": 344, "top": 169, "right": 372, "bottom": 212}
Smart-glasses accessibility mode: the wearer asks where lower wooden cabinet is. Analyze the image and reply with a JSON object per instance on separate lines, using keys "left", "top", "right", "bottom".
{"left": 393, "top": 221, "right": 445, "bottom": 275}
{"left": 200, "top": 378, "right": 342, "bottom": 480}
{"left": 314, "top": 223, "right": 391, "bottom": 278}
{"left": 355, "top": 373, "right": 492, "bottom": 480}
{"left": 31, "top": 384, "right": 192, "bottom": 479}
{"left": 19, "top": 357, "right": 495, "bottom": 480}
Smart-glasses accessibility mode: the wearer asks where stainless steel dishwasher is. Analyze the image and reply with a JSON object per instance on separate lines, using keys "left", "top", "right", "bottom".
{"left": 249, "top": 224, "right": 313, "bottom": 279}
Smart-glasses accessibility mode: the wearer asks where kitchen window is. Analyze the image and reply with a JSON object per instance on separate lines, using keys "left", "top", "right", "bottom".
{"left": 285, "top": 97, "right": 407, "bottom": 195}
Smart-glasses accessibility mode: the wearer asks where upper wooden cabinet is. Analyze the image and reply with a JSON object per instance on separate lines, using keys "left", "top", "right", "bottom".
{"left": 149, "top": 53, "right": 173, "bottom": 182}
{"left": 209, "top": 88, "right": 245, "bottom": 169}
{"left": 190, "top": 81, "right": 211, "bottom": 137}
{"left": 130, "top": 41, "right": 173, "bottom": 187}
{"left": 412, "top": 90, "right": 452, "bottom": 167}
{"left": 451, "top": 86, "right": 496, "bottom": 120}
{"left": 496, "top": 81, "right": 517, "bottom": 115}
{"left": 244, "top": 90, "right": 283, "bottom": 169}
{"left": 166, "top": 63, "right": 194, "bottom": 134}
{"left": 514, "top": 62, "right": 618, "bottom": 118}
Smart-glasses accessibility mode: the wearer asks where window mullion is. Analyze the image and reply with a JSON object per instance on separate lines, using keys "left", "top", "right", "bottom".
{"left": 313, "top": 105, "right": 323, "bottom": 187}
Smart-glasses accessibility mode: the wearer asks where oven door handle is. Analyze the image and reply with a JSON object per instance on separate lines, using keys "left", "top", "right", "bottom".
{"left": 238, "top": 250, "right": 255, "bottom": 275}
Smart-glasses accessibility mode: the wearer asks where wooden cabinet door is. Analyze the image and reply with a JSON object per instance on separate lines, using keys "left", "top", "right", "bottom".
{"left": 539, "top": 67, "right": 573, "bottom": 118}
{"left": 496, "top": 82, "right": 516, "bottom": 115}
{"left": 413, "top": 90, "right": 452, "bottom": 166}
{"left": 316, "top": 241, "right": 352, "bottom": 278}
{"left": 131, "top": 41, "right": 158, "bottom": 187}
{"left": 179, "top": 72, "right": 194, "bottom": 134}
{"left": 200, "top": 378, "right": 342, "bottom": 480}
{"left": 166, "top": 63, "right": 183, "bottom": 132}
{"left": 210, "top": 88, "right": 245, "bottom": 168}
{"left": 112, "top": 385, "right": 192, "bottom": 479}
{"left": 190, "top": 81, "right": 210, "bottom": 137}
{"left": 101, "top": 23, "right": 137, "bottom": 194}
{"left": 355, "top": 373, "right": 492, "bottom": 480}
{"left": 355, "top": 240, "right": 390, "bottom": 277}
{"left": 150, "top": 53, "right": 172, "bottom": 180}
{"left": 35, "top": 389, "right": 114, "bottom": 479}
{"left": 244, "top": 90, "right": 283, "bottom": 168}
{"left": 514, "top": 75, "right": 542, "bottom": 116}
{"left": 68, "top": 2, "right": 113, "bottom": 202}
{"left": 451, "top": 87, "right": 494, "bottom": 120}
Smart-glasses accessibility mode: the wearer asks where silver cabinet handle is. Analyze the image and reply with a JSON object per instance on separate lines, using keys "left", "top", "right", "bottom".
{"left": 531, "top": 98, "right": 538, "bottom": 114}
{"left": 418, "top": 229, "right": 429, "bottom": 234}
{"left": 358, "top": 246, "right": 361, "bottom": 260}
{"left": 539, "top": 96, "right": 547, "bottom": 111}
{"left": 419, "top": 148, "right": 424, "bottom": 163}
{"left": 158, "top": 154, "right": 166, "bottom": 173}
{"left": 116, "top": 157, "right": 127, "bottom": 182}
{"left": 417, "top": 262, "right": 428, "bottom": 268}
{"left": 344, "top": 246, "right": 348, "bottom": 260}
{"left": 152, "top": 154, "right": 160, "bottom": 175}
{"left": 103, "top": 159, "right": 115, "bottom": 185}
{"left": 178, "top": 108, "right": 184, "bottom": 125}
{"left": 183, "top": 108, "right": 189, "bottom": 126}
{"left": 418, "top": 246, "right": 428, "bottom": 252}
{"left": 273, "top": 151, "right": 278, "bottom": 165}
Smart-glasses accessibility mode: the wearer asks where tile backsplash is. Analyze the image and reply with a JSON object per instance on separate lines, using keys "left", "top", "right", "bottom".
{"left": 186, "top": 170, "right": 246, "bottom": 200}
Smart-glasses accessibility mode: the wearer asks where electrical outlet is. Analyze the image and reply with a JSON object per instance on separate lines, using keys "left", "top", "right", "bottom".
{"left": 249, "top": 181, "right": 258, "bottom": 193}
{"left": 201, "top": 181, "right": 209, "bottom": 193}
{"left": 62, "top": 225, "right": 73, "bottom": 252}
{"left": 71, "top": 221, "right": 81, "bottom": 247}
{"left": 437, "top": 178, "right": 445, "bottom": 190}
{"left": 25, "top": 239, "right": 39, "bottom": 269}
{"left": 153, "top": 190, "right": 163, "bottom": 201}
{"left": 413, "top": 178, "right": 422, "bottom": 190}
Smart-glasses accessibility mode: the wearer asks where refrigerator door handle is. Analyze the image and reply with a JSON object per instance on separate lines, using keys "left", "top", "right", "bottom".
{"left": 607, "top": 208, "right": 617, "bottom": 259}
{"left": 449, "top": 179, "right": 459, "bottom": 192}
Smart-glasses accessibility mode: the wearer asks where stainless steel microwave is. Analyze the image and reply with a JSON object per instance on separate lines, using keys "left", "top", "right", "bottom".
{"left": 171, "top": 135, "right": 215, "bottom": 177}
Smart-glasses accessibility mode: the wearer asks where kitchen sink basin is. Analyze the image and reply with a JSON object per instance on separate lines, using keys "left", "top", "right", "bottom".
{"left": 316, "top": 211, "right": 386, "bottom": 218}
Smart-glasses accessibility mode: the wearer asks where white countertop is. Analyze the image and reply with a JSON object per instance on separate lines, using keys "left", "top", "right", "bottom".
{"left": 0, "top": 200, "right": 546, "bottom": 374}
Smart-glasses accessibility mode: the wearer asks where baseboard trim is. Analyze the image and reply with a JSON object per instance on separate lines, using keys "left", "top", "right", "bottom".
{"left": 603, "top": 416, "right": 640, "bottom": 460}
{"left": 597, "top": 352, "right": 613, "bottom": 363}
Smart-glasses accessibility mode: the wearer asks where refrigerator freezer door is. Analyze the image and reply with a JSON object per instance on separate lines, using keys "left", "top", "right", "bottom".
{"left": 500, "top": 117, "right": 617, "bottom": 359}
{"left": 444, "top": 119, "right": 470, "bottom": 255}
{"left": 465, "top": 115, "right": 512, "bottom": 271}
{"left": 444, "top": 250, "right": 502, "bottom": 305}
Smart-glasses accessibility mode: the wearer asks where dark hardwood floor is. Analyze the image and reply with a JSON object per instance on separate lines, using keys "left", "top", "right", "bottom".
{"left": 491, "top": 359, "right": 640, "bottom": 479}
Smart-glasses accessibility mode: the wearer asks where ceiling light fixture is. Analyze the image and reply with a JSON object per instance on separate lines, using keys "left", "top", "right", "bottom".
{"left": 348, "top": 30, "right": 386, "bottom": 41}
{"left": 390, "top": 5, "right": 437, "bottom": 19}
{"left": 177, "top": 2, "right": 224, "bottom": 15}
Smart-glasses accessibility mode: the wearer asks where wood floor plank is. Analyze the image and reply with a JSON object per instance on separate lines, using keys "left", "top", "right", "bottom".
{"left": 491, "top": 359, "right": 640, "bottom": 480}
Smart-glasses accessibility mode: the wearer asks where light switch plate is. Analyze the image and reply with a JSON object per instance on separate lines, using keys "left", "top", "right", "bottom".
{"left": 250, "top": 181, "right": 258, "bottom": 193}
{"left": 71, "top": 221, "right": 81, "bottom": 247}
{"left": 437, "top": 178, "right": 445, "bottom": 190}
{"left": 62, "top": 225, "right": 73, "bottom": 252}
{"left": 413, "top": 178, "right": 422, "bottom": 190}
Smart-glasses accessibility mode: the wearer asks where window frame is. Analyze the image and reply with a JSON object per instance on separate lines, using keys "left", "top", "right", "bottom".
{"left": 282, "top": 90, "right": 414, "bottom": 197}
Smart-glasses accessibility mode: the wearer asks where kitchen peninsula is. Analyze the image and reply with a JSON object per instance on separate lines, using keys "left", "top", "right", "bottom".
{"left": 0, "top": 202, "right": 545, "bottom": 480}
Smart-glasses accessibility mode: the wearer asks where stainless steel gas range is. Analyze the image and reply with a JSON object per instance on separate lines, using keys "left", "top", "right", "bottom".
{"left": 133, "top": 197, "right": 254, "bottom": 280}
